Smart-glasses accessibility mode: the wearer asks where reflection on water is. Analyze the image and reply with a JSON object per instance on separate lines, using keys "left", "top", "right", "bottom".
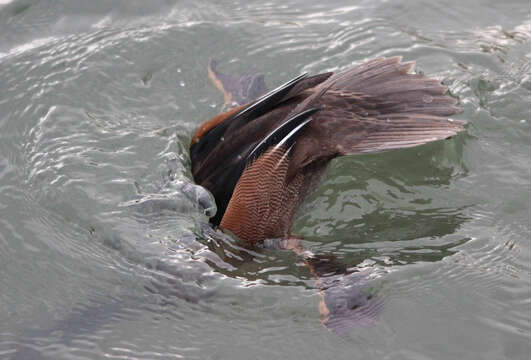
{"left": 1, "top": 0, "right": 531, "bottom": 358}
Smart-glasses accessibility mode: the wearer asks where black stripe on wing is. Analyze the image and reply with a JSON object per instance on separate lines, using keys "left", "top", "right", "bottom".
{"left": 247, "top": 107, "right": 319, "bottom": 164}
{"left": 190, "top": 72, "right": 309, "bottom": 165}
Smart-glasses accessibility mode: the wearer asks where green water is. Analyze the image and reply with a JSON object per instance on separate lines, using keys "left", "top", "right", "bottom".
{"left": 1, "top": 0, "right": 530, "bottom": 359}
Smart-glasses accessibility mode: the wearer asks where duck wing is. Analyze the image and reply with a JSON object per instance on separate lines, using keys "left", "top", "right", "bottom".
{"left": 220, "top": 108, "right": 318, "bottom": 242}
{"left": 191, "top": 71, "right": 332, "bottom": 225}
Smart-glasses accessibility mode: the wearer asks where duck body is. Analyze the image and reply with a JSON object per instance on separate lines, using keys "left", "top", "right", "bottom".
{"left": 190, "top": 57, "right": 464, "bottom": 245}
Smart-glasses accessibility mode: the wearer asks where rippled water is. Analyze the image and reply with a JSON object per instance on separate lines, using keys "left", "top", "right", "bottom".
{"left": 1, "top": 0, "right": 530, "bottom": 359}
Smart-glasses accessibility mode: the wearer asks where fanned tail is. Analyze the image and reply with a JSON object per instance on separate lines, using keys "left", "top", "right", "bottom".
{"left": 291, "top": 57, "right": 465, "bottom": 159}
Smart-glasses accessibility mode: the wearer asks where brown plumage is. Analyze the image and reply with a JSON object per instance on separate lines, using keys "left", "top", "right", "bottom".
{"left": 190, "top": 57, "right": 465, "bottom": 245}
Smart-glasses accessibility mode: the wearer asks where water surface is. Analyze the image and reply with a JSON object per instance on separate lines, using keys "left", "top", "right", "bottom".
{"left": 1, "top": 0, "right": 531, "bottom": 359}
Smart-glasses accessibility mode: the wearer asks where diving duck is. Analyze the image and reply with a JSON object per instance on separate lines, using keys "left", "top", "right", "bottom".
{"left": 190, "top": 57, "right": 464, "bottom": 245}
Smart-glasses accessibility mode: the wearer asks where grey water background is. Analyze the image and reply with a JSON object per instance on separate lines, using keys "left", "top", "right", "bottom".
{"left": 1, "top": 0, "right": 530, "bottom": 358}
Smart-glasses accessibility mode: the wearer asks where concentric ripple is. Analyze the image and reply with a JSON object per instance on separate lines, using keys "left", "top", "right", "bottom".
{"left": 1, "top": 0, "right": 531, "bottom": 359}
